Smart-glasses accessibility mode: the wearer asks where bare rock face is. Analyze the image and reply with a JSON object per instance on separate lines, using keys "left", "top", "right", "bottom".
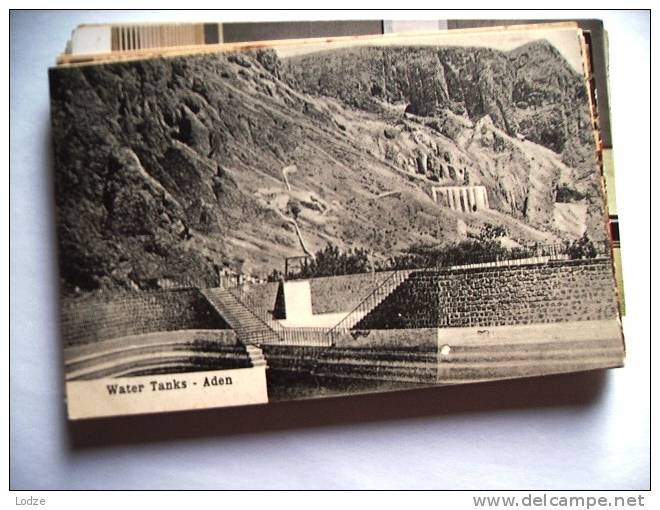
{"left": 49, "top": 55, "right": 256, "bottom": 293}
{"left": 283, "top": 41, "right": 592, "bottom": 160}
{"left": 176, "top": 105, "right": 211, "bottom": 155}
{"left": 49, "top": 43, "right": 604, "bottom": 296}
{"left": 472, "top": 115, "right": 497, "bottom": 148}
{"left": 103, "top": 148, "right": 183, "bottom": 237}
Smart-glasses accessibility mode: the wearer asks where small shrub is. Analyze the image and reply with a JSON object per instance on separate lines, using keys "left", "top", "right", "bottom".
{"left": 555, "top": 184, "right": 585, "bottom": 203}
{"left": 567, "top": 233, "right": 598, "bottom": 259}
{"left": 286, "top": 198, "right": 302, "bottom": 220}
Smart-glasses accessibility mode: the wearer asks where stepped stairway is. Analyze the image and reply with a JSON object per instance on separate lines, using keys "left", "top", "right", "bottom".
{"left": 245, "top": 344, "right": 268, "bottom": 368}
{"left": 201, "top": 288, "right": 282, "bottom": 345}
{"left": 227, "top": 285, "right": 286, "bottom": 334}
{"left": 327, "top": 270, "right": 412, "bottom": 343}
{"left": 228, "top": 285, "right": 333, "bottom": 347}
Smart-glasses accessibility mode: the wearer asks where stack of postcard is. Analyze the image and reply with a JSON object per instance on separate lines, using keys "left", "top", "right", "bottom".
{"left": 49, "top": 21, "right": 625, "bottom": 419}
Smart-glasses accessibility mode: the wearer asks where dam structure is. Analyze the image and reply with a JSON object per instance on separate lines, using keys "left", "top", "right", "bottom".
{"left": 431, "top": 185, "right": 490, "bottom": 213}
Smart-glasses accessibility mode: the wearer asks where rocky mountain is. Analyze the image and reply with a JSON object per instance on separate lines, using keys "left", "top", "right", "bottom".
{"left": 283, "top": 41, "right": 592, "bottom": 155}
{"left": 49, "top": 42, "right": 607, "bottom": 295}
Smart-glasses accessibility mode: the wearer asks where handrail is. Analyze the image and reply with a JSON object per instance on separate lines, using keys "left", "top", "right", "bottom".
{"left": 325, "top": 242, "right": 611, "bottom": 342}
{"left": 228, "top": 286, "right": 331, "bottom": 345}
{"left": 327, "top": 269, "right": 412, "bottom": 342}
{"left": 272, "top": 327, "right": 331, "bottom": 347}
{"left": 225, "top": 241, "right": 611, "bottom": 346}
{"left": 228, "top": 287, "right": 333, "bottom": 346}
{"left": 228, "top": 287, "right": 331, "bottom": 347}
{"left": 227, "top": 286, "right": 286, "bottom": 334}
{"left": 386, "top": 240, "right": 611, "bottom": 270}
{"left": 204, "top": 288, "right": 282, "bottom": 344}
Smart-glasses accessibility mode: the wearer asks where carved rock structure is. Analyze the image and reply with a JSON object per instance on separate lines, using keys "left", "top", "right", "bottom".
{"left": 432, "top": 185, "right": 490, "bottom": 213}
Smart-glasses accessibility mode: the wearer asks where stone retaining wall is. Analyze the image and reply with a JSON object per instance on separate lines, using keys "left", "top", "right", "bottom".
{"left": 61, "top": 289, "right": 229, "bottom": 347}
{"left": 356, "top": 259, "right": 619, "bottom": 329}
{"left": 332, "top": 328, "right": 437, "bottom": 350}
{"left": 234, "top": 281, "right": 281, "bottom": 316}
{"left": 262, "top": 343, "right": 438, "bottom": 386}
{"left": 308, "top": 271, "right": 395, "bottom": 314}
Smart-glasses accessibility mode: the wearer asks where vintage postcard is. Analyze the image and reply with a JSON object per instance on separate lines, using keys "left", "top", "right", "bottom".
{"left": 49, "top": 25, "right": 624, "bottom": 419}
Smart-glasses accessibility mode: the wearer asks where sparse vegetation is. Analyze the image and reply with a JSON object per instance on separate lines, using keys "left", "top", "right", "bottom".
{"left": 282, "top": 234, "right": 603, "bottom": 279}
{"left": 478, "top": 223, "right": 508, "bottom": 240}
{"left": 286, "top": 198, "right": 302, "bottom": 220}
{"left": 387, "top": 240, "right": 511, "bottom": 270}
{"left": 266, "top": 268, "right": 284, "bottom": 282}
{"left": 287, "top": 243, "right": 372, "bottom": 280}
{"left": 554, "top": 183, "right": 585, "bottom": 203}
{"left": 566, "top": 233, "right": 598, "bottom": 259}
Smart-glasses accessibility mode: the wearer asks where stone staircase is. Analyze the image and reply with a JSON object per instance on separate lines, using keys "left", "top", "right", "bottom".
{"left": 245, "top": 344, "right": 268, "bottom": 368}
{"left": 352, "top": 271, "right": 439, "bottom": 330}
{"left": 201, "top": 288, "right": 282, "bottom": 345}
{"left": 327, "top": 270, "right": 412, "bottom": 343}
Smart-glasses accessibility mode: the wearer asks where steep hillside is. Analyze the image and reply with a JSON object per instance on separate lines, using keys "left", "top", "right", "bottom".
{"left": 283, "top": 42, "right": 605, "bottom": 238}
{"left": 49, "top": 44, "right": 606, "bottom": 295}
{"left": 50, "top": 51, "right": 459, "bottom": 294}
{"left": 283, "top": 42, "right": 591, "bottom": 156}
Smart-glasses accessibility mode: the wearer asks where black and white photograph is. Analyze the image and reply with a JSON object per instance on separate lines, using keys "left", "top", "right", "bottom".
{"left": 48, "top": 26, "right": 624, "bottom": 418}
{"left": 9, "top": 7, "right": 652, "bottom": 493}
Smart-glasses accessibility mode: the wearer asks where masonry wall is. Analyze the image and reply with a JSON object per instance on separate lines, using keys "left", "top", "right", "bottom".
{"left": 262, "top": 328, "right": 438, "bottom": 388}
{"left": 354, "top": 272, "right": 440, "bottom": 329}
{"left": 61, "top": 288, "right": 229, "bottom": 347}
{"left": 331, "top": 328, "right": 437, "bottom": 350}
{"left": 356, "top": 259, "right": 620, "bottom": 329}
{"left": 233, "top": 272, "right": 395, "bottom": 318}
{"left": 309, "top": 271, "right": 395, "bottom": 314}
{"left": 234, "top": 281, "right": 281, "bottom": 316}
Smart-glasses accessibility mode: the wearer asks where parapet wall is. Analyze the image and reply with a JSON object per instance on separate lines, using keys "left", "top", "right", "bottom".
{"left": 356, "top": 258, "right": 620, "bottom": 329}
{"left": 61, "top": 288, "right": 229, "bottom": 347}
